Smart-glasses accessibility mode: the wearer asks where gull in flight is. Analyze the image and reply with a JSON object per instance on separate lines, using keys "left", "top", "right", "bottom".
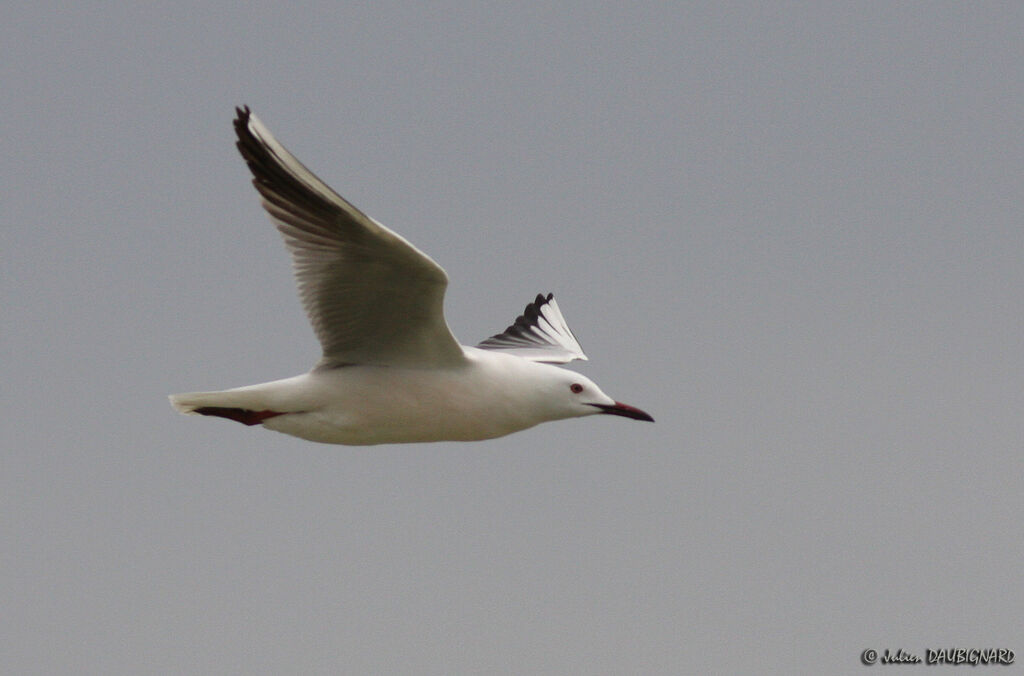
{"left": 169, "top": 107, "right": 653, "bottom": 445}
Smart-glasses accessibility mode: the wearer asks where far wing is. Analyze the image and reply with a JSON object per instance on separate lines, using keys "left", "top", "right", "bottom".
{"left": 476, "top": 294, "right": 588, "bottom": 364}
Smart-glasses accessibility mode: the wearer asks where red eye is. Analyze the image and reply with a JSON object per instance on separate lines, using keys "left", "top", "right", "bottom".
{"left": 570, "top": 383, "right": 584, "bottom": 394}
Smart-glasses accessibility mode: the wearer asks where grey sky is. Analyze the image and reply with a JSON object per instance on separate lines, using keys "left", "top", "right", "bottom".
{"left": 4, "top": 3, "right": 1022, "bottom": 673}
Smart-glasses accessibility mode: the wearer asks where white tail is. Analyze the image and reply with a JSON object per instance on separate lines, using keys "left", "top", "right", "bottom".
{"left": 170, "top": 391, "right": 219, "bottom": 415}
{"left": 169, "top": 386, "right": 293, "bottom": 427}
{"left": 169, "top": 375, "right": 310, "bottom": 426}
{"left": 169, "top": 386, "right": 276, "bottom": 415}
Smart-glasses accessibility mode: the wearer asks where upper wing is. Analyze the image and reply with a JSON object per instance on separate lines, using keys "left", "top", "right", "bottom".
{"left": 476, "top": 293, "right": 588, "bottom": 364}
{"left": 233, "top": 107, "right": 465, "bottom": 368}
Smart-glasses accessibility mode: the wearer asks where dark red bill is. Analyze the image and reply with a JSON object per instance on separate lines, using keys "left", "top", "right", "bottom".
{"left": 590, "top": 402, "right": 654, "bottom": 422}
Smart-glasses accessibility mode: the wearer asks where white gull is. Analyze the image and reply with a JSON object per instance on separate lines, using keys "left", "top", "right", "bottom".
{"left": 169, "top": 107, "right": 653, "bottom": 445}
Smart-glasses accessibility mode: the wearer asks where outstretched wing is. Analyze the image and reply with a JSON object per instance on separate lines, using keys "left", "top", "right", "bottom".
{"left": 476, "top": 294, "right": 588, "bottom": 364}
{"left": 234, "top": 107, "right": 465, "bottom": 368}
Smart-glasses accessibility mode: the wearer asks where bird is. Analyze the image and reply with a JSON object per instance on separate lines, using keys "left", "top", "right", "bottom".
{"left": 169, "top": 107, "right": 653, "bottom": 445}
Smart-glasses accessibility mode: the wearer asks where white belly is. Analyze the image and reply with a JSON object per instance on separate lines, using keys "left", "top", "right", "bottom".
{"left": 258, "top": 363, "right": 541, "bottom": 445}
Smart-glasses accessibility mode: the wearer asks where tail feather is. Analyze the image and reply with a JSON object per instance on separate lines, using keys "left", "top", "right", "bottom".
{"left": 170, "top": 390, "right": 238, "bottom": 415}
{"left": 169, "top": 390, "right": 286, "bottom": 426}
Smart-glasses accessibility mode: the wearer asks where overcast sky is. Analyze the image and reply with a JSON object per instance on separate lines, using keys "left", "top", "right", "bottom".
{"left": 4, "top": 3, "right": 1022, "bottom": 673}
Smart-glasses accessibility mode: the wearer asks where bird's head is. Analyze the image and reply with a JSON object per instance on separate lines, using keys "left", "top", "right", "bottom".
{"left": 539, "top": 369, "right": 654, "bottom": 423}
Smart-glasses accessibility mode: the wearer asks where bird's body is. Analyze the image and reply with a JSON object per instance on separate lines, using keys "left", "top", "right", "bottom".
{"left": 170, "top": 107, "right": 652, "bottom": 445}
{"left": 177, "top": 349, "right": 607, "bottom": 445}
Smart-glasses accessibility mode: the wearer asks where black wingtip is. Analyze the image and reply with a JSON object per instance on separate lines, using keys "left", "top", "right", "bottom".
{"left": 516, "top": 293, "right": 556, "bottom": 334}
{"left": 233, "top": 105, "right": 253, "bottom": 142}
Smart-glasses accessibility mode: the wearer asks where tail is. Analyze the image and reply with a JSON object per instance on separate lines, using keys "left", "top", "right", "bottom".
{"left": 169, "top": 390, "right": 286, "bottom": 426}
